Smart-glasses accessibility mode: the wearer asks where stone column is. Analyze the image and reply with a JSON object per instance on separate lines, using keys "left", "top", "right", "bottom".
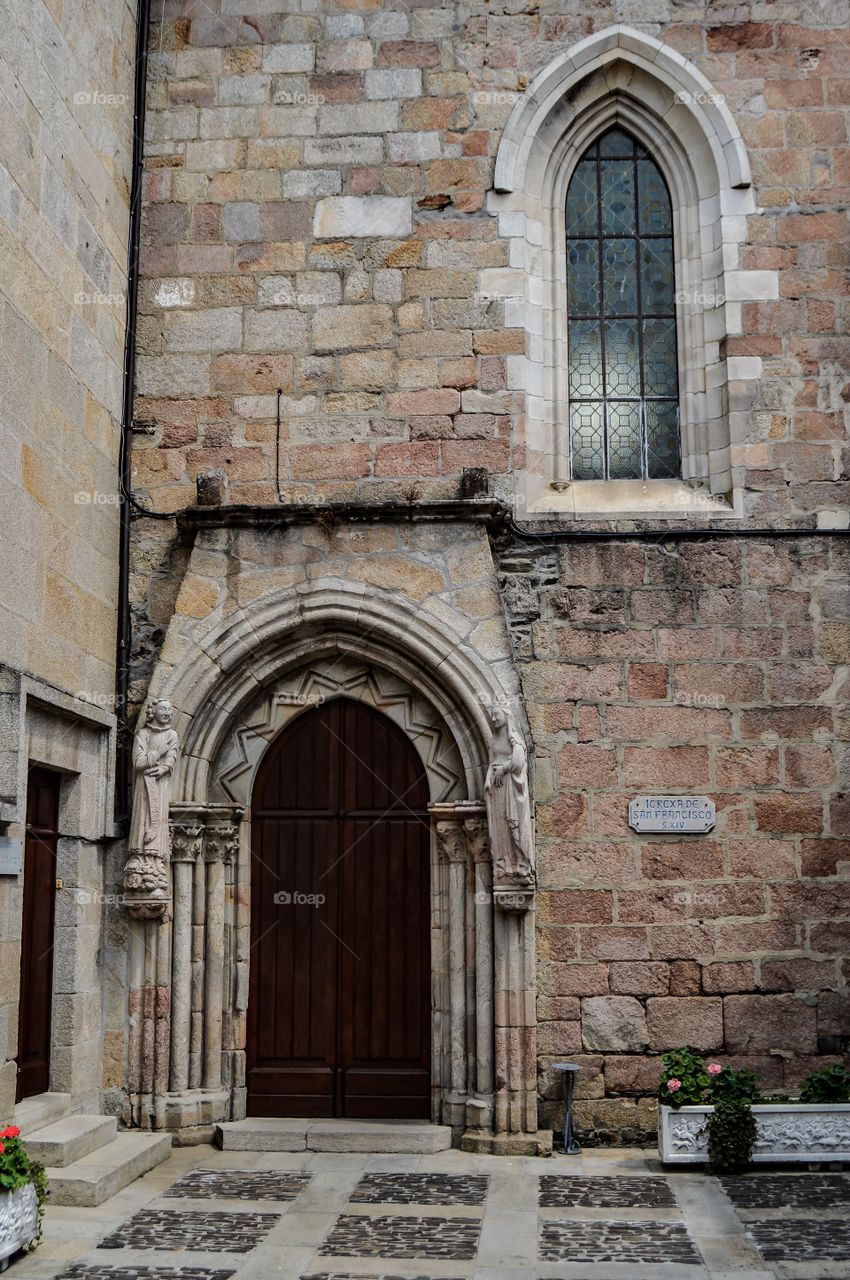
{"left": 202, "top": 819, "right": 239, "bottom": 1089}
{"left": 435, "top": 818, "right": 468, "bottom": 1125}
{"left": 465, "top": 818, "right": 494, "bottom": 1103}
{"left": 168, "top": 821, "right": 204, "bottom": 1093}
{"left": 487, "top": 884, "right": 545, "bottom": 1152}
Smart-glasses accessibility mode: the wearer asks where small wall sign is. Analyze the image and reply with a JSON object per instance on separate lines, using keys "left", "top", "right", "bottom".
{"left": 628, "top": 796, "right": 716, "bottom": 834}
{"left": 0, "top": 837, "right": 23, "bottom": 876}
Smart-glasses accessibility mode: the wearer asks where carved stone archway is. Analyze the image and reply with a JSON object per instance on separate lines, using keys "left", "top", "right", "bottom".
{"left": 123, "top": 575, "right": 548, "bottom": 1153}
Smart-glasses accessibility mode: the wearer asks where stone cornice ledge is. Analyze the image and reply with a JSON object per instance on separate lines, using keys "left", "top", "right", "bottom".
{"left": 176, "top": 499, "right": 511, "bottom": 532}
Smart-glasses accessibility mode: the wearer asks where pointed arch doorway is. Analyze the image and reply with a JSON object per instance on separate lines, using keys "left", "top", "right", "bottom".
{"left": 246, "top": 697, "right": 431, "bottom": 1118}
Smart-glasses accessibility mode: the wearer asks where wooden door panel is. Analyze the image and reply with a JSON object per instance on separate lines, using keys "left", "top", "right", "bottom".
{"left": 247, "top": 698, "right": 430, "bottom": 1119}
{"left": 17, "top": 767, "right": 60, "bottom": 1102}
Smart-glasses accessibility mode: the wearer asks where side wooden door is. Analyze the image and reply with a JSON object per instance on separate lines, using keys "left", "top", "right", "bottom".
{"left": 16, "top": 767, "right": 61, "bottom": 1101}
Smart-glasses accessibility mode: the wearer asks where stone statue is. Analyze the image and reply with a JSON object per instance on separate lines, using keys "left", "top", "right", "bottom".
{"left": 124, "top": 698, "right": 179, "bottom": 918}
{"left": 484, "top": 702, "right": 534, "bottom": 885}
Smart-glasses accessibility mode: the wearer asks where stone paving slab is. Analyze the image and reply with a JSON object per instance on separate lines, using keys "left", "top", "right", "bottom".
{"left": 539, "top": 1218, "right": 702, "bottom": 1265}
{"left": 721, "top": 1174, "right": 850, "bottom": 1210}
{"left": 55, "top": 1268, "right": 236, "bottom": 1280}
{"left": 539, "top": 1174, "right": 677, "bottom": 1208}
{"left": 320, "top": 1215, "right": 482, "bottom": 1260}
{"left": 351, "top": 1175, "right": 489, "bottom": 1206}
{"left": 97, "top": 1209, "right": 280, "bottom": 1253}
{"left": 164, "top": 1168, "right": 313, "bottom": 1201}
{"left": 746, "top": 1218, "right": 850, "bottom": 1262}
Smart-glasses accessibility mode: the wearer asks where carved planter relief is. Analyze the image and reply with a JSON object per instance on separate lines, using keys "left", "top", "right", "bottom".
{"left": 660, "top": 1104, "right": 850, "bottom": 1164}
{"left": 0, "top": 1183, "right": 38, "bottom": 1266}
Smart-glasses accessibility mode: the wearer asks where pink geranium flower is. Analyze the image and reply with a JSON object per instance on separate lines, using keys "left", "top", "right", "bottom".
{"left": 667, "top": 1078, "right": 682, "bottom": 1092}
{"left": 707, "top": 1063, "right": 722, "bottom": 1076}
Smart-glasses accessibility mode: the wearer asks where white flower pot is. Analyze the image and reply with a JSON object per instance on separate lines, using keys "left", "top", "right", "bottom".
{"left": 0, "top": 1182, "right": 38, "bottom": 1268}
{"left": 659, "top": 1103, "right": 850, "bottom": 1164}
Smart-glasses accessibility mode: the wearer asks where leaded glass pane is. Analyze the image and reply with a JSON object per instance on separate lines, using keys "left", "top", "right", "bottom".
{"left": 607, "top": 402, "right": 643, "bottom": 479}
{"left": 599, "top": 128, "right": 635, "bottom": 157}
{"left": 567, "top": 241, "right": 600, "bottom": 313}
{"left": 568, "top": 320, "right": 603, "bottom": 397}
{"left": 565, "top": 160, "right": 598, "bottom": 236}
{"left": 600, "top": 159, "right": 635, "bottom": 234}
{"left": 565, "top": 125, "right": 680, "bottom": 481}
{"left": 603, "top": 239, "right": 637, "bottom": 314}
{"left": 640, "top": 239, "right": 675, "bottom": 315}
{"left": 570, "top": 402, "right": 605, "bottom": 480}
{"left": 643, "top": 318, "right": 678, "bottom": 396}
{"left": 604, "top": 320, "right": 640, "bottom": 397}
{"left": 646, "top": 401, "right": 680, "bottom": 479}
{"left": 637, "top": 159, "right": 672, "bottom": 234}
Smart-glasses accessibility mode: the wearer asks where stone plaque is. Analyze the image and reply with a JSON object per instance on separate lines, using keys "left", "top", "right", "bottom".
{"left": 0, "top": 837, "right": 23, "bottom": 875}
{"left": 628, "top": 796, "right": 716, "bottom": 833}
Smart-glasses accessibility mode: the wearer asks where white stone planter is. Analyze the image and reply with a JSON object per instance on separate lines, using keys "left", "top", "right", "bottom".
{"left": 660, "top": 1103, "right": 850, "bottom": 1165}
{"left": 0, "top": 1182, "right": 38, "bottom": 1269}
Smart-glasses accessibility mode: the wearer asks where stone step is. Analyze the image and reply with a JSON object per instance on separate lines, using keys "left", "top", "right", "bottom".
{"left": 14, "top": 1092, "right": 79, "bottom": 1136}
{"left": 23, "top": 1114, "right": 118, "bottom": 1167}
{"left": 217, "top": 1117, "right": 453, "bottom": 1154}
{"left": 44, "top": 1132, "right": 172, "bottom": 1207}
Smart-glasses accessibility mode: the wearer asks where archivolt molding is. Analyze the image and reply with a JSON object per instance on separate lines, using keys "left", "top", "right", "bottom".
{"left": 148, "top": 576, "right": 521, "bottom": 807}
{"left": 494, "top": 25, "right": 751, "bottom": 196}
{"left": 488, "top": 25, "right": 770, "bottom": 517}
{"left": 213, "top": 656, "right": 467, "bottom": 805}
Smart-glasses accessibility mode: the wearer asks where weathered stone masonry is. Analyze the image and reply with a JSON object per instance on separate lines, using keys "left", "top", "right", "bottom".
{"left": 123, "top": 2, "right": 850, "bottom": 1145}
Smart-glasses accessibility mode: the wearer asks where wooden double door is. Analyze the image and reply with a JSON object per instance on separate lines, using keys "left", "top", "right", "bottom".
{"left": 246, "top": 698, "right": 431, "bottom": 1118}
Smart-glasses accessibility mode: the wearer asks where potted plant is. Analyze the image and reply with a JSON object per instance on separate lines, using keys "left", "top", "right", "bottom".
{"left": 0, "top": 1125, "right": 48, "bottom": 1269}
{"left": 658, "top": 1047, "right": 850, "bottom": 1169}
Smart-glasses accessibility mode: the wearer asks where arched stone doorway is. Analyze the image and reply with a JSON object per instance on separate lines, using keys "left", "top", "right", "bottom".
{"left": 122, "top": 570, "right": 547, "bottom": 1152}
{"left": 247, "top": 697, "right": 431, "bottom": 1119}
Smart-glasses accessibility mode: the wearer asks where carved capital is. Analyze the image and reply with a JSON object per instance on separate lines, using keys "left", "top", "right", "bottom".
{"left": 436, "top": 820, "right": 467, "bottom": 864}
{"left": 204, "top": 820, "right": 240, "bottom": 863}
{"left": 170, "top": 821, "right": 204, "bottom": 864}
{"left": 463, "top": 817, "right": 490, "bottom": 864}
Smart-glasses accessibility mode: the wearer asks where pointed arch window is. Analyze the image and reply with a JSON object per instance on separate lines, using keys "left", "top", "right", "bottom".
{"left": 566, "top": 127, "right": 680, "bottom": 482}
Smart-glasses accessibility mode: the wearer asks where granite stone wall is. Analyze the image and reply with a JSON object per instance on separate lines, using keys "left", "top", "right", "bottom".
{"left": 129, "top": 1, "right": 850, "bottom": 1142}
{"left": 0, "top": 0, "right": 135, "bottom": 1120}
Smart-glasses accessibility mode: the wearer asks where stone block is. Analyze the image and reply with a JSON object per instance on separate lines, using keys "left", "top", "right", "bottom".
{"left": 581, "top": 996, "right": 648, "bottom": 1052}
{"left": 312, "top": 304, "right": 393, "bottom": 351}
{"left": 165, "top": 308, "right": 243, "bottom": 353}
{"left": 365, "top": 68, "right": 422, "bottom": 99}
{"left": 724, "top": 994, "right": 819, "bottom": 1054}
{"left": 646, "top": 996, "right": 724, "bottom": 1050}
{"left": 282, "top": 169, "right": 342, "bottom": 198}
{"left": 313, "top": 196, "right": 412, "bottom": 238}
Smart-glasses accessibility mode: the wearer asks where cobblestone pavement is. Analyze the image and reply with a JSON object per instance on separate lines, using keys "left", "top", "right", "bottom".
{"left": 8, "top": 1144, "right": 850, "bottom": 1279}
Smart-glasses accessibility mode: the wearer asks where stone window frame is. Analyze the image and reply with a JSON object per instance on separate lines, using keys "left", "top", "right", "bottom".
{"left": 489, "top": 26, "right": 776, "bottom": 520}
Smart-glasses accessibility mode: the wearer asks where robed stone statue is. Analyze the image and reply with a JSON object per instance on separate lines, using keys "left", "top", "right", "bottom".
{"left": 124, "top": 698, "right": 179, "bottom": 918}
{"left": 484, "top": 702, "right": 534, "bottom": 886}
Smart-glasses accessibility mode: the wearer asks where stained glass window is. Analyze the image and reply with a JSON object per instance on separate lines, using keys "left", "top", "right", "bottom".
{"left": 565, "top": 127, "right": 680, "bottom": 481}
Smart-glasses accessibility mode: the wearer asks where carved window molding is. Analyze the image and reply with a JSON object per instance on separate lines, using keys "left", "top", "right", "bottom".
{"left": 489, "top": 25, "right": 772, "bottom": 520}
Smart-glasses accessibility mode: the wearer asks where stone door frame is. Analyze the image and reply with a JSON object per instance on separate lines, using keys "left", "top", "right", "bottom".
{"left": 123, "top": 575, "right": 546, "bottom": 1151}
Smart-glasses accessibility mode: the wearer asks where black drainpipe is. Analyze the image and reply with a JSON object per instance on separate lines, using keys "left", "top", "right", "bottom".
{"left": 115, "top": 0, "right": 153, "bottom": 826}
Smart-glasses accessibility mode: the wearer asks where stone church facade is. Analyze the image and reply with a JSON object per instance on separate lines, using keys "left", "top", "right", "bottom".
{"left": 2, "top": 1, "right": 849, "bottom": 1155}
